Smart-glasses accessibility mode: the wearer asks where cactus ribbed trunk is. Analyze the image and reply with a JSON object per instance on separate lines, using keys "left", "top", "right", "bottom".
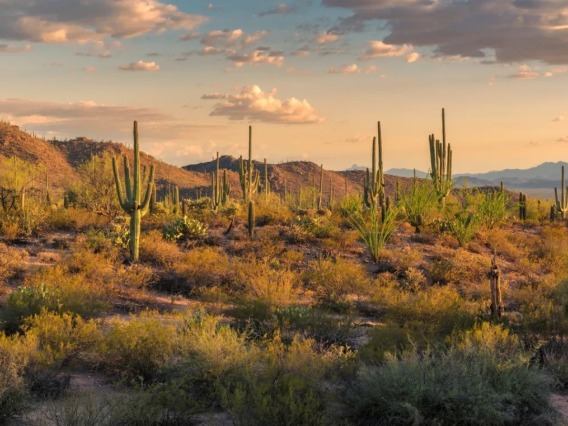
{"left": 489, "top": 255, "right": 504, "bottom": 319}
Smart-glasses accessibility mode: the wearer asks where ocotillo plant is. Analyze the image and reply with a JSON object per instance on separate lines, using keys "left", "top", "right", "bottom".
{"left": 112, "top": 121, "right": 155, "bottom": 262}
{"left": 429, "top": 108, "right": 453, "bottom": 207}
{"left": 554, "top": 165, "right": 568, "bottom": 219}
{"left": 364, "top": 122, "right": 385, "bottom": 210}
{"left": 238, "top": 126, "right": 260, "bottom": 202}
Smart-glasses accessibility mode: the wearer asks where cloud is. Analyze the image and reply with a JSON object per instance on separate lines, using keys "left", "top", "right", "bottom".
{"left": 0, "top": 0, "right": 207, "bottom": 45}
{"left": 227, "top": 50, "right": 284, "bottom": 67}
{"left": 0, "top": 43, "right": 32, "bottom": 53}
{"left": 0, "top": 97, "right": 222, "bottom": 166}
{"left": 194, "top": 29, "right": 282, "bottom": 66}
{"left": 406, "top": 52, "right": 421, "bottom": 63}
{"left": 327, "top": 64, "right": 377, "bottom": 74}
{"left": 83, "top": 66, "right": 96, "bottom": 73}
{"left": 359, "top": 41, "right": 413, "bottom": 61}
{"left": 557, "top": 136, "right": 568, "bottom": 143}
{"left": 323, "top": 0, "right": 568, "bottom": 64}
{"left": 119, "top": 60, "right": 160, "bottom": 72}
{"left": 259, "top": 3, "right": 296, "bottom": 16}
{"left": 508, "top": 64, "right": 539, "bottom": 79}
{"left": 202, "top": 85, "right": 323, "bottom": 124}
{"left": 552, "top": 115, "right": 565, "bottom": 122}
{"left": 316, "top": 32, "right": 340, "bottom": 45}
{"left": 180, "top": 32, "right": 200, "bottom": 41}
{"left": 200, "top": 29, "right": 268, "bottom": 50}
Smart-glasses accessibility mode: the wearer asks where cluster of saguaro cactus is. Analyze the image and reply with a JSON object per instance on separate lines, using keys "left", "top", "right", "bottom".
{"left": 519, "top": 192, "right": 527, "bottom": 220}
{"left": 112, "top": 121, "right": 155, "bottom": 262}
{"left": 211, "top": 152, "right": 230, "bottom": 210}
{"left": 364, "top": 122, "right": 385, "bottom": 210}
{"left": 238, "top": 126, "right": 260, "bottom": 203}
{"left": 429, "top": 109, "right": 452, "bottom": 207}
{"left": 164, "top": 184, "right": 180, "bottom": 215}
{"left": 554, "top": 165, "right": 567, "bottom": 219}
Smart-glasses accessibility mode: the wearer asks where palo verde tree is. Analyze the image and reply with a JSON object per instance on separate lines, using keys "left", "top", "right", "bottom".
{"left": 112, "top": 121, "right": 155, "bottom": 262}
{"left": 74, "top": 152, "right": 120, "bottom": 217}
{"left": 0, "top": 156, "right": 44, "bottom": 212}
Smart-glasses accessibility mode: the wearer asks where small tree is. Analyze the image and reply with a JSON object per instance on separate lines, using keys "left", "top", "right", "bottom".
{"left": 74, "top": 152, "right": 120, "bottom": 217}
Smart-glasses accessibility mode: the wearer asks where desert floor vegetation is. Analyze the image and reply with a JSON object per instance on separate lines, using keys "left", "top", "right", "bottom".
{"left": 0, "top": 122, "right": 567, "bottom": 425}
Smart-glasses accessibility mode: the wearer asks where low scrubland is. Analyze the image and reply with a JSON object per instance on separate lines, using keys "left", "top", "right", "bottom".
{"left": 0, "top": 185, "right": 567, "bottom": 426}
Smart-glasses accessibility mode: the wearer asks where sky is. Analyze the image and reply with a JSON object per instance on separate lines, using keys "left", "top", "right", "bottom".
{"left": 0, "top": 0, "right": 567, "bottom": 173}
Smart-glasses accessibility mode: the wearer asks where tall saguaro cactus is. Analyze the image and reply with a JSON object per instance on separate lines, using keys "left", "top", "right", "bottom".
{"left": 112, "top": 121, "right": 155, "bottom": 262}
{"left": 238, "top": 126, "right": 260, "bottom": 202}
{"left": 364, "top": 122, "right": 385, "bottom": 210}
{"left": 554, "top": 166, "right": 568, "bottom": 219}
{"left": 429, "top": 108, "right": 453, "bottom": 207}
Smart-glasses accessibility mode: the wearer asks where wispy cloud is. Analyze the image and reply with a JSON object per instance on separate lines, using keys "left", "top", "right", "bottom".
{"left": 202, "top": 85, "right": 324, "bottom": 124}
{"left": 327, "top": 64, "right": 377, "bottom": 75}
{"left": 0, "top": 0, "right": 207, "bottom": 45}
{"left": 119, "top": 60, "right": 160, "bottom": 72}
{"left": 316, "top": 32, "right": 340, "bottom": 45}
{"left": 259, "top": 3, "right": 296, "bottom": 16}
{"left": 359, "top": 41, "right": 413, "bottom": 61}
{"left": 508, "top": 64, "right": 539, "bottom": 80}
{"left": 0, "top": 43, "right": 32, "bottom": 53}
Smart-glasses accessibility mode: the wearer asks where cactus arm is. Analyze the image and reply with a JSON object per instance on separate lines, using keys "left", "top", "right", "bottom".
{"left": 140, "top": 165, "right": 155, "bottom": 212}
{"left": 112, "top": 157, "right": 129, "bottom": 211}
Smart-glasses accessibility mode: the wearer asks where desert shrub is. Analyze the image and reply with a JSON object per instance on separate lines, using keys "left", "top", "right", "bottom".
{"left": 162, "top": 215, "right": 208, "bottom": 243}
{"left": 426, "top": 254, "right": 459, "bottom": 285}
{"left": 43, "top": 206, "right": 76, "bottom": 231}
{"left": 399, "top": 178, "right": 438, "bottom": 233}
{"left": 0, "top": 242, "right": 27, "bottom": 285}
{"left": 539, "top": 337, "right": 568, "bottom": 389}
{"left": 24, "top": 310, "right": 101, "bottom": 369}
{"left": 371, "top": 284, "right": 476, "bottom": 339}
{"left": 255, "top": 193, "right": 292, "bottom": 225}
{"left": 139, "top": 229, "right": 182, "bottom": 267}
{"left": 532, "top": 225, "right": 568, "bottom": 275}
{"left": 304, "top": 257, "right": 370, "bottom": 307}
{"left": 221, "top": 335, "right": 347, "bottom": 426}
{"left": 2, "top": 267, "right": 108, "bottom": 332}
{"left": 234, "top": 257, "right": 298, "bottom": 306}
{"left": 345, "top": 347, "right": 555, "bottom": 426}
{"left": 96, "top": 312, "right": 178, "bottom": 382}
{"left": 291, "top": 214, "right": 339, "bottom": 239}
{"left": 338, "top": 194, "right": 362, "bottom": 217}
{"left": 105, "top": 314, "right": 254, "bottom": 419}
{"left": 0, "top": 332, "right": 34, "bottom": 422}
{"left": 22, "top": 310, "right": 101, "bottom": 397}
{"left": 168, "top": 247, "right": 230, "bottom": 294}
{"left": 448, "top": 210, "right": 480, "bottom": 247}
{"left": 38, "top": 390, "right": 116, "bottom": 426}
{"left": 349, "top": 207, "right": 399, "bottom": 263}
{"left": 477, "top": 188, "right": 508, "bottom": 229}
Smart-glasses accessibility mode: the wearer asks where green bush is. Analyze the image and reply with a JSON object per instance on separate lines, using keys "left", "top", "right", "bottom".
{"left": 0, "top": 332, "right": 33, "bottom": 422}
{"left": 163, "top": 215, "right": 208, "bottom": 243}
{"left": 304, "top": 257, "right": 370, "bottom": 308}
{"left": 345, "top": 346, "right": 556, "bottom": 425}
{"left": 96, "top": 312, "right": 178, "bottom": 382}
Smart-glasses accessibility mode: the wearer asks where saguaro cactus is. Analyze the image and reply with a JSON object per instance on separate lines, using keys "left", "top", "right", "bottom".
{"left": 519, "top": 192, "right": 527, "bottom": 221}
{"left": 112, "top": 121, "right": 155, "bottom": 262}
{"left": 429, "top": 108, "right": 453, "bottom": 207}
{"left": 488, "top": 254, "right": 504, "bottom": 319}
{"left": 554, "top": 166, "right": 568, "bottom": 219}
{"left": 318, "top": 164, "right": 324, "bottom": 210}
{"left": 263, "top": 158, "right": 270, "bottom": 200}
{"left": 238, "top": 126, "right": 260, "bottom": 202}
{"left": 248, "top": 200, "right": 255, "bottom": 238}
{"left": 364, "top": 122, "right": 385, "bottom": 210}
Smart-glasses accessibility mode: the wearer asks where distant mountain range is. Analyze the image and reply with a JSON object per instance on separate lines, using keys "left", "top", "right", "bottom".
{"left": 385, "top": 162, "right": 568, "bottom": 193}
